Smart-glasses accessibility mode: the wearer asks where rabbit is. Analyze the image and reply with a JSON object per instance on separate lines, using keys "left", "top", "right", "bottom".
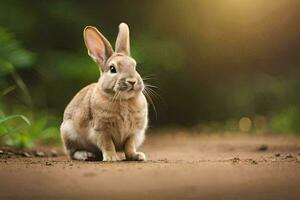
{"left": 60, "top": 23, "right": 148, "bottom": 161}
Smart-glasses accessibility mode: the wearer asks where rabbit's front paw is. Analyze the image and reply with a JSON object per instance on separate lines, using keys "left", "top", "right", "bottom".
{"left": 103, "top": 151, "right": 120, "bottom": 162}
{"left": 126, "top": 152, "right": 146, "bottom": 161}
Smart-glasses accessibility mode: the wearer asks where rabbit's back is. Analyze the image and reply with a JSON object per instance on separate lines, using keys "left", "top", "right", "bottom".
{"left": 63, "top": 83, "right": 96, "bottom": 133}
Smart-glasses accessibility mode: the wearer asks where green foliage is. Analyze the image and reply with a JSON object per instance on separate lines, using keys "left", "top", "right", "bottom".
{"left": 0, "top": 114, "right": 30, "bottom": 137}
{"left": 0, "top": 114, "right": 30, "bottom": 126}
{"left": 0, "top": 27, "right": 35, "bottom": 75}
{"left": 0, "top": 27, "right": 35, "bottom": 107}
{"left": 0, "top": 110, "right": 30, "bottom": 148}
{"left": 0, "top": 85, "right": 16, "bottom": 97}
{"left": 0, "top": 110, "right": 60, "bottom": 148}
{"left": 39, "top": 51, "right": 99, "bottom": 83}
{"left": 196, "top": 119, "right": 239, "bottom": 133}
{"left": 270, "top": 106, "right": 300, "bottom": 134}
{"left": 0, "top": 26, "right": 59, "bottom": 148}
{"left": 132, "top": 36, "right": 184, "bottom": 74}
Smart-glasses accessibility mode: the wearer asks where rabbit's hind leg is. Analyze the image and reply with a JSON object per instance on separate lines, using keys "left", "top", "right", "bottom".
{"left": 60, "top": 120, "right": 99, "bottom": 161}
{"left": 61, "top": 131, "right": 98, "bottom": 161}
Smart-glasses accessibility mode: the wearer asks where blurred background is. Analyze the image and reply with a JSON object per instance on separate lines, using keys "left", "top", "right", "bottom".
{"left": 1, "top": 0, "right": 300, "bottom": 148}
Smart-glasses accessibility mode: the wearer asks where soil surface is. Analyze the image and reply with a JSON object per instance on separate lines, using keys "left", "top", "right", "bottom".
{"left": 1, "top": 132, "right": 300, "bottom": 200}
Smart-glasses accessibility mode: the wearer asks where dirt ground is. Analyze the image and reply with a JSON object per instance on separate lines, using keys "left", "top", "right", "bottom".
{"left": 1, "top": 132, "right": 300, "bottom": 200}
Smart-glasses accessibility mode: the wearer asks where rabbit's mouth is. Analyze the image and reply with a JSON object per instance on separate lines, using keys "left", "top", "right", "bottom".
{"left": 118, "top": 84, "right": 131, "bottom": 91}
{"left": 116, "top": 81, "right": 136, "bottom": 92}
{"left": 112, "top": 81, "right": 143, "bottom": 99}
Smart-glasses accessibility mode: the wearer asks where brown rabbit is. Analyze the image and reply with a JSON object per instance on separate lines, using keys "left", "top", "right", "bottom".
{"left": 60, "top": 23, "right": 148, "bottom": 161}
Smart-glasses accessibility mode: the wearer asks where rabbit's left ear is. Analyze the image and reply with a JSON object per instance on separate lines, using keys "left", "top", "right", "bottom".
{"left": 84, "top": 26, "right": 113, "bottom": 67}
{"left": 115, "top": 22, "right": 130, "bottom": 56}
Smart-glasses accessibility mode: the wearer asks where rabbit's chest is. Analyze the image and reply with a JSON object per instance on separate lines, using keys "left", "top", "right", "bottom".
{"left": 96, "top": 104, "right": 146, "bottom": 146}
{"left": 111, "top": 107, "right": 146, "bottom": 149}
{"left": 117, "top": 106, "right": 145, "bottom": 134}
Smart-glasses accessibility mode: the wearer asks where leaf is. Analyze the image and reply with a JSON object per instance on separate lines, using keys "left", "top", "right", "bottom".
{"left": 0, "top": 85, "right": 16, "bottom": 97}
{"left": 0, "top": 27, "right": 35, "bottom": 76}
{"left": 0, "top": 114, "right": 31, "bottom": 126}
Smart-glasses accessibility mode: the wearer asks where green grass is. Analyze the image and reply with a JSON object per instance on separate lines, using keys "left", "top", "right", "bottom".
{"left": 0, "top": 110, "right": 60, "bottom": 148}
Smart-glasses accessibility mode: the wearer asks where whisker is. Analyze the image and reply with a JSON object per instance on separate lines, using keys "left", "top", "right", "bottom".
{"left": 148, "top": 89, "right": 158, "bottom": 107}
{"left": 143, "top": 74, "right": 157, "bottom": 78}
{"left": 142, "top": 74, "right": 157, "bottom": 81}
{"left": 145, "top": 84, "right": 159, "bottom": 89}
{"left": 144, "top": 81, "right": 161, "bottom": 98}
{"left": 112, "top": 91, "right": 118, "bottom": 104}
{"left": 145, "top": 86, "right": 162, "bottom": 101}
{"left": 119, "top": 91, "right": 122, "bottom": 105}
{"left": 109, "top": 91, "right": 120, "bottom": 111}
{"left": 115, "top": 91, "right": 121, "bottom": 104}
{"left": 143, "top": 88, "right": 158, "bottom": 119}
{"left": 142, "top": 77, "right": 154, "bottom": 81}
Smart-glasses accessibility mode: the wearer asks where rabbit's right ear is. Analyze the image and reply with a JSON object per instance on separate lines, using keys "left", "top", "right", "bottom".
{"left": 84, "top": 26, "right": 113, "bottom": 69}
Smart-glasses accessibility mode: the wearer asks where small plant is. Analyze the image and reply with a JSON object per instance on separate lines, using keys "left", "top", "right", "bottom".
{"left": 0, "top": 114, "right": 31, "bottom": 148}
{"left": 0, "top": 109, "right": 61, "bottom": 148}
{"left": 0, "top": 114, "right": 31, "bottom": 136}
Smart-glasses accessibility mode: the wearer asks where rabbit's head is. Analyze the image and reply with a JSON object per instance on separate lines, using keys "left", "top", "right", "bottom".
{"left": 84, "top": 23, "right": 144, "bottom": 100}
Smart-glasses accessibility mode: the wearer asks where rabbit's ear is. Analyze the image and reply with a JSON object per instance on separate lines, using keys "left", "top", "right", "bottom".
{"left": 115, "top": 23, "right": 130, "bottom": 56}
{"left": 84, "top": 26, "right": 113, "bottom": 67}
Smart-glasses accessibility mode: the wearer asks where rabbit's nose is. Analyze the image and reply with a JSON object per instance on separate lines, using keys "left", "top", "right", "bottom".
{"left": 127, "top": 80, "right": 136, "bottom": 86}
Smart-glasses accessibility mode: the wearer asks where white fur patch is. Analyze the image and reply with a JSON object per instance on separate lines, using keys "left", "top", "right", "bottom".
{"left": 61, "top": 120, "right": 78, "bottom": 141}
{"left": 73, "top": 151, "right": 95, "bottom": 161}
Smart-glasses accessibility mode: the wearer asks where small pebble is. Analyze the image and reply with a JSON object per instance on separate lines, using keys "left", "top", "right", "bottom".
{"left": 231, "top": 157, "right": 240, "bottom": 163}
{"left": 285, "top": 153, "right": 293, "bottom": 159}
{"left": 22, "top": 152, "right": 31, "bottom": 157}
{"left": 158, "top": 159, "right": 168, "bottom": 163}
{"left": 45, "top": 162, "right": 52, "bottom": 166}
{"left": 7, "top": 152, "right": 14, "bottom": 157}
{"left": 0, "top": 150, "right": 4, "bottom": 154}
{"left": 246, "top": 158, "right": 258, "bottom": 165}
{"left": 251, "top": 160, "right": 258, "bottom": 165}
{"left": 50, "top": 150, "right": 58, "bottom": 157}
{"left": 271, "top": 159, "right": 276, "bottom": 162}
{"left": 34, "top": 151, "right": 45, "bottom": 157}
{"left": 257, "top": 145, "right": 268, "bottom": 151}
{"left": 275, "top": 153, "right": 281, "bottom": 157}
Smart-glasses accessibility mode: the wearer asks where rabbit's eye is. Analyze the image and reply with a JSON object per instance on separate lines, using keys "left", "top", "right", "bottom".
{"left": 110, "top": 65, "right": 117, "bottom": 73}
